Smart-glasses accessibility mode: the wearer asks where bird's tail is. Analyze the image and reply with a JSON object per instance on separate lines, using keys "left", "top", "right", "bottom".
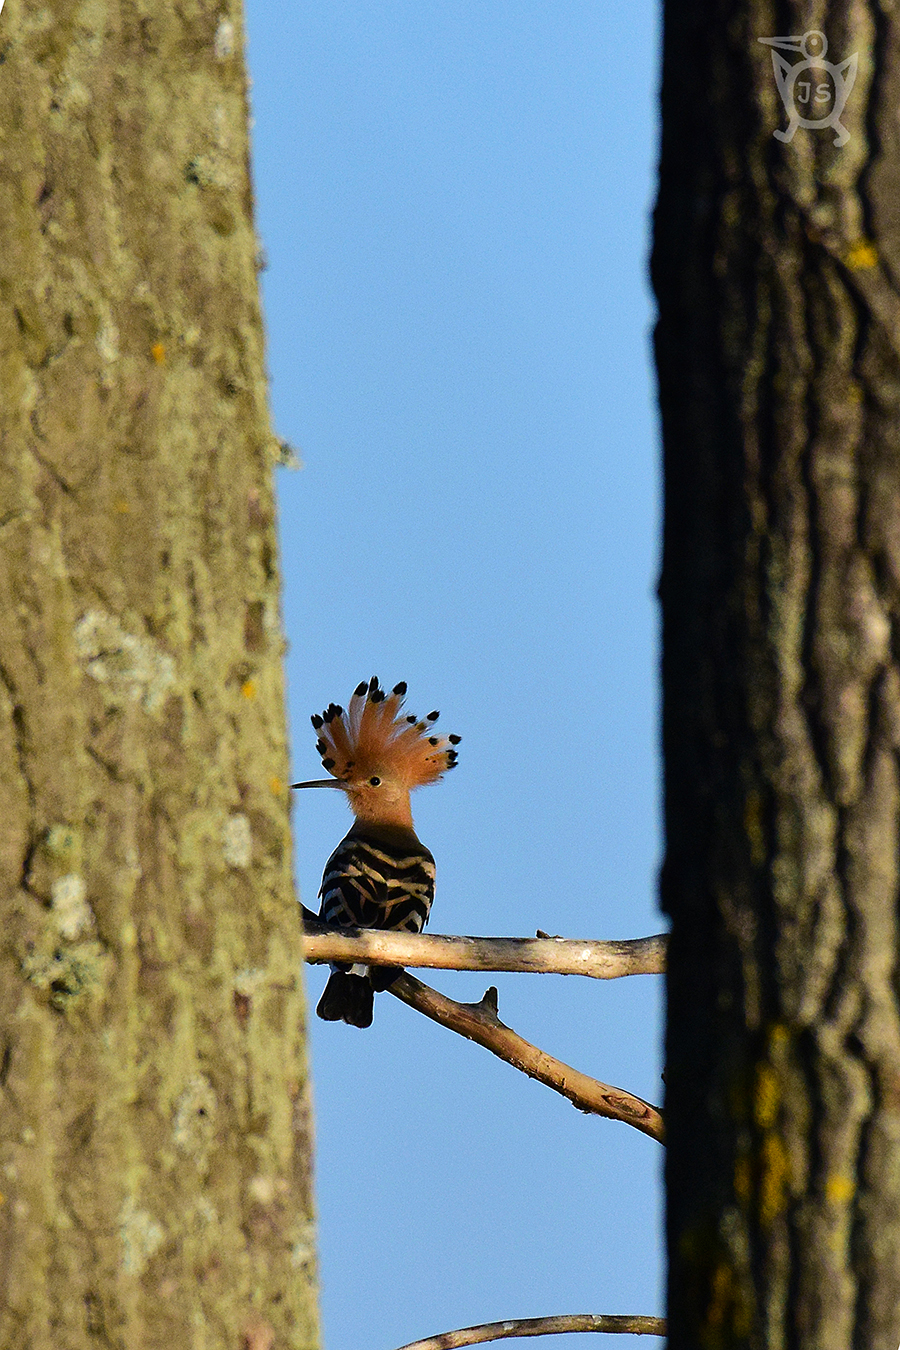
{"left": 316, "top": 970, "right": 374, "bottom": 1027}
{"left": 315, "top": 964, "right": 403, "bottom": 1027}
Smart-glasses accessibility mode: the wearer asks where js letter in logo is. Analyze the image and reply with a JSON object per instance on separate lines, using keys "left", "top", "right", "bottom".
{"left": 759, "top": 30, "right": 857, "bottom": 146}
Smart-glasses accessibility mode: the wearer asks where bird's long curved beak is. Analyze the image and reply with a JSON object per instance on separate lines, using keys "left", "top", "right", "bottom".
{"left": 758, "top": 35, "right": 805, "bottom": 51}
{"left": 291, "top": 778, "right": 345, "bottom": 790}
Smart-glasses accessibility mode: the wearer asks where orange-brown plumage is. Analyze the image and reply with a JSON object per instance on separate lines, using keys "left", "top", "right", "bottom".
{"left": 311, "top": 676, "right": 460, "bottom": 797}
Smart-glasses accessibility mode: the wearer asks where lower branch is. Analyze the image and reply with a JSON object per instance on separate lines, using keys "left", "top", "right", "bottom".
{"left": 394, "top": 1313, "right": 666, "bottom": 1348}
{"left": 387, "top": 972, "right": 664, "bottom": 1143}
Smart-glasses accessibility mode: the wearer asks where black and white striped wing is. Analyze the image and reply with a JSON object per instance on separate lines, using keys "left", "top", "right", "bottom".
{"left": 318, "top": 832, "right": 436, "bottom": 934}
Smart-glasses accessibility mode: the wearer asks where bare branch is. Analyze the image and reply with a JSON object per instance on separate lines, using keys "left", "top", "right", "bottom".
{"left": 301, "top": 909, "right": 665, "bottom": 1138}
{"left": 301, "top": 909, "right": 667, "bottom": 979}
{"left": 394, "top": 1313, "right": 666, "bottom": 1348}
{"left": 386, "top": 972, "right": 665, "bottom": 1143}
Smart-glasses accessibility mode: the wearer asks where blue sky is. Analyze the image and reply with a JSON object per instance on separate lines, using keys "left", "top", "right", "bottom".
{"left": 244, "top": 5, "right": 663, "bottom": 1347}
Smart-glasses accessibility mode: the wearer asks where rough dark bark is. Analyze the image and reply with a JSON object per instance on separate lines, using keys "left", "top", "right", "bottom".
{"left": 0, "top": 2, "right": 318, "bottom": 1346}
{"left": 653, "top": 2, "right": 900, "bottom": 1347}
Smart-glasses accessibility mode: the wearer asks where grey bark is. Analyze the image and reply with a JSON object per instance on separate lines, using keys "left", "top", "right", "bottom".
{"left": 654, "top": 2, "right": 900, "bottom": 1347}
{"left": 0, "top": 2, "right": 318, "bottom": 1346}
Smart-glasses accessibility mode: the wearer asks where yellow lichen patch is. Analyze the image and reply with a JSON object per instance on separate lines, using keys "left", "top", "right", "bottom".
{"left": 845, "top": 239, "right": 878, "bottom": 270}
{"left": 826, "top": 1172, "right": 855, "bottom": 1205}
{"left": 702, "top": 1259, "right": 753, "bottom": 1347}
{"left": 113, "top": 498, "right": 131, "bottom": 513}
{"left": 241, "top": 679, "right": 257, "bottom": 699}
{"left": 759, "top": 1133, "right": 790, "bottom": 1227}
{"left": 754, "top": 1061, "right": 780, "bottom": 1129}
{"left": 678, "top": 1224, "right": 753, "bottom": 1349}
{"left": 269, "top": 776, "right": 284, "bottom": 795}
{"left": 151, "top": 341, "right": 166, "bottom": 363}
{"left": 767, "top": 1022, "right": 789, "bottom": 1050}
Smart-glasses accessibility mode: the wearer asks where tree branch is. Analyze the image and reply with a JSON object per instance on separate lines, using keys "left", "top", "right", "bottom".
{"left": 301, "top": 909, "right": 667, "bottom": 979}
{"left": 393, "top": 1313, "right": 666, "bottom": 1348}
{"left": 386, "top": 972, "right": 665, "bottom": 1143}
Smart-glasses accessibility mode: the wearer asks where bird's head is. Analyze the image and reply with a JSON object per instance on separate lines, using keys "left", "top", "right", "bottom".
{"left": 292, "top": 677, "right": 460, "bottom": 829}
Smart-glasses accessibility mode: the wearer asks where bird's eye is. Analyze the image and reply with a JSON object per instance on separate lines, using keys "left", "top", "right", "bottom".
{"left": 368, "top": 776, "right": 381, "bottom": 787}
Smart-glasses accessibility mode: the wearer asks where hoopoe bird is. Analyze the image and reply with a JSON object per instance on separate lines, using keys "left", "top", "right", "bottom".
{"left": 292, "top": 677, "right": 460, "bottom": 1028}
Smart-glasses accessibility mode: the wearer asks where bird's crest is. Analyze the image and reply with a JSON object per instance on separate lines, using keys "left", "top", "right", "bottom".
{"left": 311, "top": 677, "right": 460, "bottom": 789}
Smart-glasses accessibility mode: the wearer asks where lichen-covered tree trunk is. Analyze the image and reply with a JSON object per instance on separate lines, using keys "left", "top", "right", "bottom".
{"left": 654, "top": 2, "right": 900, "bottom": 1347}
{"left": 0, "top": 3, "right": 318, "bottom": 1347}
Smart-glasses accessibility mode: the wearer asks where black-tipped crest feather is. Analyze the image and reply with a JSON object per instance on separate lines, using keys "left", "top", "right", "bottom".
{"left": 307, "top": 678, "right": 460, "bottom": 788}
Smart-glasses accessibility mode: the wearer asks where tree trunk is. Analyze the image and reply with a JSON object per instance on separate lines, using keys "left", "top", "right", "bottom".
{"left": 654, "top": 3, "right": 900, "bottom": 1348}
{"left": 0, "top": 3, "right": 318, "bottom": 1346}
